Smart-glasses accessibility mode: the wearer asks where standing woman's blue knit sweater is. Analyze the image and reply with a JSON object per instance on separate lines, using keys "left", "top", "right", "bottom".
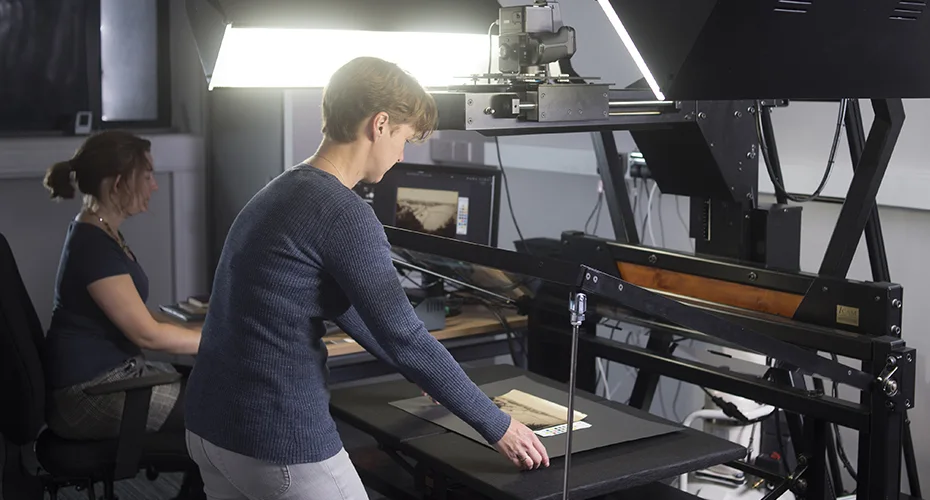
{"left": 184, "top": 164, "right": 511, "bottom": 463}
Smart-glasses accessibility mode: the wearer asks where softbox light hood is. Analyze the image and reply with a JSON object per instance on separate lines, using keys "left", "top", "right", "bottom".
{"left": 598, "top": 0, "right": 930, "bottom": 100}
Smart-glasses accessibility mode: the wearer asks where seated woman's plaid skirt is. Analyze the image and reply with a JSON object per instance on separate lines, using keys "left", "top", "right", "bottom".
{"left": 46, "top": 355, "right": 182, "bottom": 440}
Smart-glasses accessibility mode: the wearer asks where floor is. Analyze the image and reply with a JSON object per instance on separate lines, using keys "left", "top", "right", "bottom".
{"left": 49, "top": 472, "right": 386, "bottom": 500}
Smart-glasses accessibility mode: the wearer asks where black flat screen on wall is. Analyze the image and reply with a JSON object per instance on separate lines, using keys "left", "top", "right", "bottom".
{"left": 0, "top": 0, "right": 93, "bottom": 132}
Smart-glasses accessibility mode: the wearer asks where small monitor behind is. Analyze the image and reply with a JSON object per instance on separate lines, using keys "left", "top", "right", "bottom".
{"left": 355, "top": 163, "right": 501, "bottom": 247}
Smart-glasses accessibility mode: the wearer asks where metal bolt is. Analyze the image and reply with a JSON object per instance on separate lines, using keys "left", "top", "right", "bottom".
{"left": 887, "top": 356, "right": 898, "bottom": 366}
{"left": 746, "top": 192, "right": 753, "bottom": 200}
{"left": 586, "top": 273, "right": 591, "bottom": 280}
{"left": 648, "top": 255, "right": 658, "bottom": 264}
{"left": 618, "top": 284, "right": 624, "bottom": 291}
{"left": 848, "top": 370, "right": 853, "bottom": 376}
{"left": 734, "top": 110, "right": 743, "bottom": 118}
{"left": 884, "top": 379, "right": 899, "bottom": 397}
{"left": 698, "top": 112, "right": 707, "bottom": 119}
{"left": 541, "top": 93, "right": 546, "bottom": 98}
{"left": 593, "top": 276, "right": 598, "bottom": 283}
{"left": 603, "top": 93, "right": 608, "bottom": 98}
{"left": 906, "top": 399, "right": 912, "bottom": 408}
{"left": 797, "top": 479, "right": 808, "bottom": 491}
{"left": 875, "top": 296, "right": 881, "bottom": 302}
{"left": 603, "top": 111, "right": 608, "bottom": 117}
{"left": 748, "top": 106, "right": 757, "bottom": 114}
{"left": 746, "top": 151, "right": 757, "bottom": 159}
{"left": 748, "top": 272, "right": 758, "bottom": 281}
{"left": 907, "top": 353, "right": 913, "bottom": 363}
{"left": 891, "top": 325, "right": 901, "bottom": 335}
{"left": 886, "top": 400, "right": 896, "bottom": 409}
{"left": 484, "top": 107, "right": 493, "bottom": 115}
{"left": 893, "top": 299, "right": 902, "bottom": 309}
{"left": 541, "top": 112, "right": 546, "bottom": 118}
{"left": 467, "top": 117, "right": 473, "bottom": 124}
{"left": 822, "top": 286, "right": 829, "bottom": 292}
{"left": 467, "top": 99, "right": 474, "bottom": 106}
{"left": 579, "top": 109, "right": 584, "bottom": 115}
{"left": 710, "top": 142, "right": 715, "bottom": 148}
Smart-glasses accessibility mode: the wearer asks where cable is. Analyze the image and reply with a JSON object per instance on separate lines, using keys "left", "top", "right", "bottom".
{"left": 487, "top": 21, "right": 498, "bottom": 83}
{"left": 831, "top": 354, "right": 858, "bottom": 483}
{"left": 584, "top": 192, "right": 604, "bottom": 234}
{"left": 657, "top": 192, "right": 665, "bottom": 247}
{"left": 675, "top": 196, "right": 694, "bottom": 251}
{"left": 493, "top": 137, "right": 530, "bottom": 252}
{"left": 756, "top": 99, "right": 847, "bottom": 202}
{"left": 593, "top": 190, "right": 604, "bottom": 235}
{"left": 642, "top": 181, "right": 659, "bottom": 245}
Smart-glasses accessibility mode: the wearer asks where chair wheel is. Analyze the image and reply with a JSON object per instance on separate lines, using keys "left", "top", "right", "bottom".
{"left": 146, "top": 466, "right": 159, "bottom": 481}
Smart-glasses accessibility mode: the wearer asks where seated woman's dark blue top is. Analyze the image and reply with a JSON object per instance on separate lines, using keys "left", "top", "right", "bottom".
{"left": 45, "top": 221, "right": 148, "bottom": 389}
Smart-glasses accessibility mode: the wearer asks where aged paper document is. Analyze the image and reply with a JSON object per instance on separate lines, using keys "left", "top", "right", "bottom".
{"left": 492, "top": 389, "right": 588, "bottom": 430}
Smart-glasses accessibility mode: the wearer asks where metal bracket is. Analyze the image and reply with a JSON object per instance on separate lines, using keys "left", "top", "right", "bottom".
{"left": 880, "top": 347, "right": 916, "bottom": 412}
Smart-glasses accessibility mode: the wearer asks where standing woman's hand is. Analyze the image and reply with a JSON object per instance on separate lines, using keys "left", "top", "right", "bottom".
{"left": 493, "top": 418, "right": 550, "bottom": 470}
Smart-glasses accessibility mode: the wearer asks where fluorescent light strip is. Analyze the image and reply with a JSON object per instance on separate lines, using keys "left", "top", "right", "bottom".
{"left": 596, "top": 0, "right": 665, "bottom": 101}
{"left": 210, "top": 26, "right": 497, "bottom": 89}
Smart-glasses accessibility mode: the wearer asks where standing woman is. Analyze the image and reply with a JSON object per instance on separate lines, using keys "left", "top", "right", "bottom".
{"left": 184, "top": 57, "right": 549, "bottom": 500}
{"left": 42, "top": 131, "right": 203, "bottom": 498}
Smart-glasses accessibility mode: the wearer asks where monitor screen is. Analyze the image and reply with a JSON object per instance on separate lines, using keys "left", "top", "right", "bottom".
{"left": 355, "top": 163, "right": 501, "bottom": 247}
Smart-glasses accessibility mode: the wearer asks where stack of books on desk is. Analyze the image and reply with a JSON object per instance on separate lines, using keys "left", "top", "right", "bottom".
{"left": 159, "top": 294, "right": 210, "bottom": 322}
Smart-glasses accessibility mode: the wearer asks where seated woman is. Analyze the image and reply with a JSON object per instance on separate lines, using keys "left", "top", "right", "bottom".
{"left": 41, "top": 130, "right": 201, "bottom": 464}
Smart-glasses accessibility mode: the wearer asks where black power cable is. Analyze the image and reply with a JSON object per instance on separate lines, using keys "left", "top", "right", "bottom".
{"left": 756, "top": 100, "right": 847, "bottom": 203}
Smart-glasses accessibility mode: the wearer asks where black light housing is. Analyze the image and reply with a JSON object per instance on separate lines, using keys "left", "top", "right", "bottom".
{"left": 598, "top": 0, "right": 930, "bottom": 100}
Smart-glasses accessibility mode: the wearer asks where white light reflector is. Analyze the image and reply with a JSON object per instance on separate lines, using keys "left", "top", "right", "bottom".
{"left": 596, "top": 0, "right": 665, "bottom": 101}
{"left": 210, "top": 26, "right": 497, "bottom": 89}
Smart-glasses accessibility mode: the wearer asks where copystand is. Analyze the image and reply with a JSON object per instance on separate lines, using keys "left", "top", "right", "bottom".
{"left": 385, "top": 225, "right": 916, "bottom": 500}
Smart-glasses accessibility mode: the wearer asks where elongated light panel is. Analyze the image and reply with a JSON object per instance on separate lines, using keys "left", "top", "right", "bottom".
{"left": 595, "top": 0, "right": 664, "bottom": 101}
{"left": 210, "top": 26, "right": 498, "bottom": 89}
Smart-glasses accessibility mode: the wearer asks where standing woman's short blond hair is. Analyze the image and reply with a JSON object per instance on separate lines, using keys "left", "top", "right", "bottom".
{"left": 321, "top": 57, "right": 439, "bottom": 143}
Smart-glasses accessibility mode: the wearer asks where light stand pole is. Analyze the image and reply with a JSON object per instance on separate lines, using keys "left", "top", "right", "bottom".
{"left": 563, "top": 291, "right": 587, "bottom": 500}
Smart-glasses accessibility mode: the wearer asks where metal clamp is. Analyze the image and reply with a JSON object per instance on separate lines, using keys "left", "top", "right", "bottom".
{"left": 879, "top": 360, "right": 900, "bottom": 398}
{"left": 570, "top": 291, "right": 587, "bottom": 326}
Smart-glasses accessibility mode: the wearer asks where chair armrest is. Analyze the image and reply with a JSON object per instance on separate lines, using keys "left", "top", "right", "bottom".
{"left": 81, "top": 371, "right": 184, "bottom": 480}
{"left": 83, "top": 372, "right": 182, "bottom": 396}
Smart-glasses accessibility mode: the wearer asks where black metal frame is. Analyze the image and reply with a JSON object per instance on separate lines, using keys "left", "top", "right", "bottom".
{"left": 383, "top": 225, "right": 916, "bottom": 500}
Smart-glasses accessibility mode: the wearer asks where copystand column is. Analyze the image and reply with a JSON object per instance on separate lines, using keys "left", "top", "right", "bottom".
{"left": 563, "top": 290, "right": 587, "bottom": 500}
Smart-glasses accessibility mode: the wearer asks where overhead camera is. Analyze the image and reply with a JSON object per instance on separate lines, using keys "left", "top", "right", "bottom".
{"left": 497, "top": 0, "right": 577, "bottom": 78}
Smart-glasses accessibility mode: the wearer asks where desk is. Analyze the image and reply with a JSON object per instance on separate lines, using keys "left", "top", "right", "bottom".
{"left": 152, "top": 305, "right": 526, "bottom": 382}
{"left": 331, "top": 364, "right": 746, "bottom": 500}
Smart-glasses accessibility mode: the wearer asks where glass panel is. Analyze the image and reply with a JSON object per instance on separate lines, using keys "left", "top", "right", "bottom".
{"left": 100, "top": 0, "right": 158, "bottom": 121}
{"left": 391, "top": 247, "right": 540, "bottom": 305}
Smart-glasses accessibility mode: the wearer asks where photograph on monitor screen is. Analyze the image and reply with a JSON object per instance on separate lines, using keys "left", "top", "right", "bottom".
{"left": 395, "top": 187, "right": 458, "bottom": 238}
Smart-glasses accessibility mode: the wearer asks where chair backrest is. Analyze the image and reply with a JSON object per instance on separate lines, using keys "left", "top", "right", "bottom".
{"left": 0, "top": 232, "right": 47, "bottom": 446}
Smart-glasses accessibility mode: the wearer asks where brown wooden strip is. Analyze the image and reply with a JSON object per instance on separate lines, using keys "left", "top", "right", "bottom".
{"left": 617, "top": 262, "right": 804, "bottom": 318}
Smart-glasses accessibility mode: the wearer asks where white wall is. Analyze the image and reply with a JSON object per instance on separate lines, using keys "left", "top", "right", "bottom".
{"left": 0, "top": 135, "right": 208, "bottom": 331}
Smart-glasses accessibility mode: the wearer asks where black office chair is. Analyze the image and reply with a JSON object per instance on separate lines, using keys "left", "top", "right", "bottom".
{"left": 0, "top": 232, "right": 196, "bottom": 500}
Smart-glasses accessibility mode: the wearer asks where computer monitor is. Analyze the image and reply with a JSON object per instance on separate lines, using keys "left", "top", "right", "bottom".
{"left": 355, "top": 162, "right": 501, "bottom": 247}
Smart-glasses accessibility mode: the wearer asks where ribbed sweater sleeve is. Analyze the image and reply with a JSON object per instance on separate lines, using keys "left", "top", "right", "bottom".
{"left": 322, "top": 202, "right": 511, "bottom": 444}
